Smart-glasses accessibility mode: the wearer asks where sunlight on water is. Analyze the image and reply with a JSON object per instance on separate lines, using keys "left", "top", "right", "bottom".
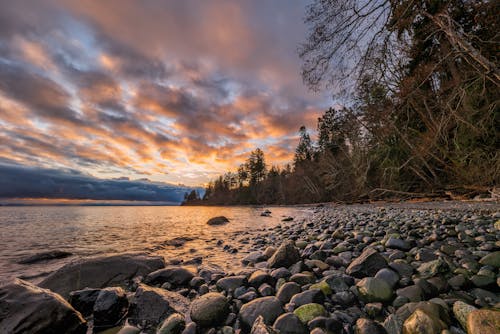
{"left": 0, "top": 206, "right": 312, "bottom": 282}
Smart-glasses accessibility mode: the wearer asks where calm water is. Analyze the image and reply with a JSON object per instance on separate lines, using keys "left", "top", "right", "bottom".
{"left": 0, "top": 206, "right": 311, "bottom": 282}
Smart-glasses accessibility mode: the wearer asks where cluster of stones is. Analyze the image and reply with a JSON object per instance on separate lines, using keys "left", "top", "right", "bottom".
{"left": 0, "top": 204, "right": 498, "bottom": 334}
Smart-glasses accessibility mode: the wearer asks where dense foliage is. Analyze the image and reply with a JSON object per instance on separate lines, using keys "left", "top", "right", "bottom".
{"left": 186, "top": 0, "right": 499, "bottom": 205}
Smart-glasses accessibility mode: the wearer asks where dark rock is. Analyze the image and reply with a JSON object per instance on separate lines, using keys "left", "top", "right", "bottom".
{"left": 290, "top": 273, "right": 315, "bottom": 285}
{"left": 68, "top": 288, "right": 101, "bottom": 317}
{"left": 38, "top": 253, "right": 164, "bottom": 298}
{"left": 239, "top": 296, "right": 284, "bottom": 329}
{"left": 93, "top": 287, "right": 128, "bottom": 330}
{"left": 268, "top": 241, "right": 301, "bottom": 269}
{"left": 273, "top": 313, "right": 308, "bottom": 334}
{"left": 276, "top": 282, "right": 302, "bottom": 304}
{"left": 217, "top": 275, "right": 247, "bottom": 292}
{"left": 417, "top": 258, "right": 449, "bottom": 278}
{"left": 157, "top": 313, "right": 186, "bottom": 334}
{"left": 258, "top": 283, "right": 274, "bottom": 296}
{"left": 346, "top": 248, "right": 387, "bottom": 278}
{"left": 0, "top": 278, "right": 86, "bottom": 334}
{"left": 17, "top": 250, "right": 72, "bottom": 264}
{"left": 271, "top": 268, "right": 292, "bottom": 280}
{"left": 396, "top": 285, "right": 423, "bottom": 303}
{"left": 128, "top": 284, "right": 189, "bottom": 329}
{"left": 356, "top": 277, "right": 393, "bottom": 303}
{"left": 145, "top": 266, "right": 194, "bottom": 286}
{"left": 190, "top": 292, "right": 230, "bottom": 327}
{"left": 355, "top": 318, "right": 387, "bottom": 334}
{"left": 375, "top": 268, "right": 400, "bottom": 288}
{"left": 385, "top": 237, "right": 411, "bottom": 251}
{"left": 249, "top": 270, "right": 274, "bottom": 288}
{"left": 207, "top": 216, "right": 230, "bottom": 225}
{"left": 290, "top": 289, "right": 325, "bottom": 308}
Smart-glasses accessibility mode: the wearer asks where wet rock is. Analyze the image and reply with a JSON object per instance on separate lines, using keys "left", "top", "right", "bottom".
{"left": 402, "top": 308, "right": 447, "bottom": 334}
{"left": 68, "top": 288, "right": 101, "bottom": 317}
{"left": 293, "top": 304, "right": 327, "bottom": 324}
{"left": 145, "top": 267, "right": 194, "bottom": 287}
{"left": 157, "top": 313, "right": 186, "bottom": 334}
{"left": 273, "top": 313, "right": 308, "bottom": 334}
{"left": 239, "top": 296, "right": 284, "bottom": 329}
{"left": 93, "top": 287, "right": 128, "bottom": 330}
{"left": 128, "top": 284, "right": 189, "bottom": 330}
{"left": 251, "top": 315, "right": 278, "bottom": 334}
{"left": 276, "top": 282, "right": 302, "bottom": 304}
{"left": 39, "top": 253, "right": 164, "bottom": 298}
{"left": 346, "top": 248, "right": 388, "bottom": 278}
{"left": 466, "top": 309, "right": 500, "bottom": 334}
{"left": 17, "top": 250, "right": 72, "bottom": 264}
{"left": 0, "top": 278, "right": 87, "bottom": 334}
{"left": 190, "top": 292, "right": 229, "bottom": 327}
{"left": 207, "top": 216, "right": 230, "bottom": 225}
{"left": 356, "top": 277, "right": 393, "bottom": 303}
{"left": 355, "top": 318, "right": 386, "bottom": 334}
{"left": 268, "top": 241, "right": 301, "bottom": 269}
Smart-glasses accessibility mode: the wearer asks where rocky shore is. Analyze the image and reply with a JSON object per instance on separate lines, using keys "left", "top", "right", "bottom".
{"left": 0, "top": 202, "right": 499, "bottom": 334}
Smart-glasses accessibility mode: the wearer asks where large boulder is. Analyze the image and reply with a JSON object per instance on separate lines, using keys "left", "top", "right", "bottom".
{"left": 127, "top": 284, "right": 189, "bottom": 330}
{"left": 268, "top": 241, "right": 301, "bottom": 269}
{"left": 346, "top": 248, "right": 387, "bottom": 278}
{"left": 144, "top": 267, "right": 194, "bottom": 287}
{"left": 190, "top": 293, "right": 230, "bottom": 327}
{"left": 239, "top": 297, "right": 284, "bottom": 329}
{"left": 39, "top": 253, "right": 165, "bottom": 298}
{"left": 0, "top": 279, "right": 87, "bottom": 334}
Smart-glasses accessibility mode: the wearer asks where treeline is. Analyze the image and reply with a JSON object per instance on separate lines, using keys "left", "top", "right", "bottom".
{"left": 185, "top": 0, "right": 498, "bottom": 205}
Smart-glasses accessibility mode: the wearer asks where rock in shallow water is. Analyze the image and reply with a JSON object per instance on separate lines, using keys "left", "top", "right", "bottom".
{"left": 207, "top": 216, "right": 230, "bottom": 225}
{"left": 190, "top": 292, "right": 230, "bottom": 327}
{"left": 0, "top": 278, "right": 87, "bottom": 334}
{"left": 38, "top": 253, "right": 165, "bottom": 298}
{"left": 17, "top": 250, "right": 72, "bottom": 264}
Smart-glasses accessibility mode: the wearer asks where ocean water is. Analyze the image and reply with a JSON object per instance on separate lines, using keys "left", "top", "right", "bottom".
{"left": 0, "top": 205, "right": 311, "bottom": 283}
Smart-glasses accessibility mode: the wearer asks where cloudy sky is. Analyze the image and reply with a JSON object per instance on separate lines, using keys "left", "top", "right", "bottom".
{"left": 0, "top": 0, "right": 330, "bottom": 201}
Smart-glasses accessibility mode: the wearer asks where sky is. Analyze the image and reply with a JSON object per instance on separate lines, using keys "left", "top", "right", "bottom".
{"left": 0, "top": 0, "right": 331, "bottom": 202}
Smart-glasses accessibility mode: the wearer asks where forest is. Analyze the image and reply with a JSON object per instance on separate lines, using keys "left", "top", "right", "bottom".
{"left": 185, "top": 0, "right": 499, "bottom": 205}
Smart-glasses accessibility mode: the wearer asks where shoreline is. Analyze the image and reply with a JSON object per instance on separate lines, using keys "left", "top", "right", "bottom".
{"left": 1, "top": 202, "right": 499, "bottom": 333}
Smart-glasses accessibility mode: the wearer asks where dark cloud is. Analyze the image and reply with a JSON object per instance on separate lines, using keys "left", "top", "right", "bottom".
{"left": 0, "top": 163, "right": 197, "bottom": 202}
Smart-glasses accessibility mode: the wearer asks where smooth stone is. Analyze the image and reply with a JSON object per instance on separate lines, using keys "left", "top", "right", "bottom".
{"left": 346, "top": 248, "right": 388, "bottom": 278}
{"left": 268, "top": 241, "right": 301, "bottom": 269}
{"left": 290, "top": 289, "right": 325, "bottom": 308}
{"left": 396, "top": 285, "right": 423, "bottom": 302}
{"left": 478, "top": 251, "right": 500, "bottom": 268}
{"left": 309, "top": 280, "right": 332, "bottom": 295}
{"left": 145, "top": 267, "right": 195, "bottom": 286}
{"left": 38, "top": 253, "right": 164, "bottom": 298}
{"left": 276, "top": 282, "right": 302, "bottom": 304}
{"left": 324, "top": 275, "right": 350, "bottom": 293}
{"left": 239, "top": 296, "right": 284, "bottom": 329}
{"left": 452, "top": 301, "right": 477, "bottom": 330}
{"left": 289, "top": 273, "right": 315, "bottom": 285}
{"left": 157, "top": 313, "right": 186, "bottom": 334}
{"left": 466, "top": 309, "right": 500, "bottom": 334}
{"left": 293, "top": 304, "right": 327, "bottom": 324}
{"left": 356, "top": 277, "right": 393, "bottom": 303}
{"left": 217, "top": 275, "right": 247, "bottom": 292}
{"left": 190, "top": 292, "right": 229, "bottom": 327}
{"left": 0, "top": 278, "right": 87, "bottom": 334}
{"left": 385, "top": 238, "right": 411, "bottom": 251}
{"left": 273, "top": 313, "right": 308, "bottom": 334}
{"left": 128, "top": 284, "right": 189, "bottom": 330}
{"left": 375, "top": 268, "right": 400, "bottom": 288}
{"left": 355, "top": 318, "right": 386, "bottom": 334}
{"left": 117, "top": 324, "right": 141, "bottom": 334}
{"left": 249, "top": 270, "right": 274, "bottom": 288}
{"left": 207, "top": 216, "right": 229, "bottom": 225}
{"left": 68, "top": 288, "right": 101, "bottom": 317}
{"left": 93, "top": 287, "right": 128, "bottom": 330}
